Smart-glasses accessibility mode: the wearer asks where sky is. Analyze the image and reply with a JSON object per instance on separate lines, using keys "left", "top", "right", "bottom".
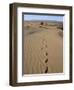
{"left": 24, "top": 14, "right": 63, "bottom": 22}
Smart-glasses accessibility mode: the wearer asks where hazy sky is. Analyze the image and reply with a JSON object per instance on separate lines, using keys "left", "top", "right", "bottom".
{"left": 24, "top": 14, "right": 63, "bottom": 22}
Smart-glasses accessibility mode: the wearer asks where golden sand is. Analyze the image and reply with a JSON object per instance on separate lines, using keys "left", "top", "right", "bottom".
{"left": 23, "top": 21, "right": 63, "bottom": 74}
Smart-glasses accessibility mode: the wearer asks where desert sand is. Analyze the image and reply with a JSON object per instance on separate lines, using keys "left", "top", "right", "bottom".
{"left": 23, "top": 21, "right": 63, "bottom": 74}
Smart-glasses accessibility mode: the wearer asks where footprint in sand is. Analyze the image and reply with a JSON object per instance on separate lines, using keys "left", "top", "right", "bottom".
{"left": 45, "top": 58, "right": 48, "bottom": 63}
{"left": 46, "top": 52, "right": 48, "bottom": 56}
{"left": 41, "top": 39, "right": 49, "bottom": 73}
{"left": 45, "top": 66, "right": 48, "bottom": 73}
{"left": 41, "top": 47, "right": 43, "bottom": 50}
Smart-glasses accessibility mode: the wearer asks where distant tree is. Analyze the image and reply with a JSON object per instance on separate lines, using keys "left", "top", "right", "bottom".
{"left": 57, "top": 24, "right": 63, "bottom": 30}
{"left": 40, "top": 22, "right": 43, "bottom": 25}
{"left": 60, "top": 24, "right": 63, "bottom": 30}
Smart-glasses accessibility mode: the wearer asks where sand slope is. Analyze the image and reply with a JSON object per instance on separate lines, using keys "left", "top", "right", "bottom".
{"left": 23, "top": 21, "right": 63, "bottom": 74}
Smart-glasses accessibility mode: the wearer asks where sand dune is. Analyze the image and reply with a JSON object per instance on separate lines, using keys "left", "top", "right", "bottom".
{"left": 23, "top": 21, "right": 63, "bottom": 74}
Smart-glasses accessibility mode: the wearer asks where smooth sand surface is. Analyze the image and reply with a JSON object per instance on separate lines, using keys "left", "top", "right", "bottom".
{"left": 23, "top": 21, "right": 63, "bottom": 74}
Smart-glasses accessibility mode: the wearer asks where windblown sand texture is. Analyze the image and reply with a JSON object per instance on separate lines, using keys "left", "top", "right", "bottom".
{"left": 23, "top": 21, "right": 63, "bottom": 74}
